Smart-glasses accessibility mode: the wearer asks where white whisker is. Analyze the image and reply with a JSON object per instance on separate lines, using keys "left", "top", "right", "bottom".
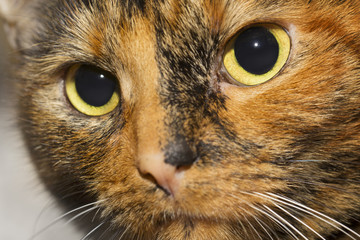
{"left": 262, "top": 192, "right": 360, "bottom": 239}
{"left": 274, "top": 203, "right": 325, "bottom": 240}
{"left": 118, "top": 224, "right": 131, "bottom": 240}
{"left": 96, "top": 224, "right": 112, "bottom": 240}
{"left": 80, "top": 222, "right": 105, "bottom": 240}
{"left": 231, "top": 192, "right": 297, "bottom": 239}
{"left": 92, "top": 207, "right": 103, "bottom": 222}
{"left": 32, "top": 199, "right": 58, "bottom": 236}
{"left": 228, "top": 204, "right": 252, "bottom": 238}
{"left": 65, "top": 206, "right": 99, "bottom": 224}
{"left": 109, "top": 230, "right": 121, "bottom": 240}
{"left": 262, "top": 204, "right": 308, "bottom": 240}
{"left": 30, "top": 200, "right": 105, "bottom": 240}
{"left": 288, "top": 160, "right": 328, "bottom": 163}
{"left": 242, "top": 212, "right": 263, "bottom": 240}
{"left": 288, "top": 159, "right": 360, "bottom": 165}
{"left": 250, "top": 204, "right": 299, "bottom": 240}
{"left": 252, "top": 214, "right": 275, "bottom": 240}
{"left": 285, "top": 179, "right": 348, "bottom": 193}
{"left": 233, "top": 211, "right": 251, "bottom": 238}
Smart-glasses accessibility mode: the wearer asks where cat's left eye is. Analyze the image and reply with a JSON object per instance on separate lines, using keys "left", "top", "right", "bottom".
{"left": 65, "top": 64, "right": 120, "bottom": 116}
{"left": 223, "top": 24, "right": 290, "bottom": 86}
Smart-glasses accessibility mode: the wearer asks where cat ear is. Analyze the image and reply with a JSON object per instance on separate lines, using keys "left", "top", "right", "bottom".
{"left": 0, "top": 0, "right": 37, "bottom": 49}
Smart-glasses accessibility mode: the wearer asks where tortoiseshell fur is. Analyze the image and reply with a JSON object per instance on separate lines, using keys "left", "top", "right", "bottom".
{"left": 1, "top": 0, "right": 360, "bottom": 239}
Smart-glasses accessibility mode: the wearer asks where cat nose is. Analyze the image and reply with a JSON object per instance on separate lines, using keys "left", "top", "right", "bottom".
{"left": 138, "top": 136, "right": 197, "bottom": 196}
{"left": 139, "top": 153, "right": 183, "bottom": 196}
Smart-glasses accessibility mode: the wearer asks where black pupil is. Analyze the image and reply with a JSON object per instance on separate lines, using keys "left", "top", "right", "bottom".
{"left": 75, "top": 65, "right": 116, "bottom": 107}
{"left": 234, "top": 26, "right": 279, "bottom": 75}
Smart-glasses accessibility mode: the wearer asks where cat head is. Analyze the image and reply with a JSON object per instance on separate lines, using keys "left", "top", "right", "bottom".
{"left": 2, "top": 0, "right": 360, "bottom": 238}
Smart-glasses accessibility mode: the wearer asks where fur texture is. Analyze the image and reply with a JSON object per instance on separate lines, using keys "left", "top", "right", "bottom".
{"left": 1, "top": 0, "right": 360, "bottom": 239}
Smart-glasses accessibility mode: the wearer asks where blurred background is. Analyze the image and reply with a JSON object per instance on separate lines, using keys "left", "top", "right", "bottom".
{"left": 0, "top": 21, "right": 82, "bottom": 239}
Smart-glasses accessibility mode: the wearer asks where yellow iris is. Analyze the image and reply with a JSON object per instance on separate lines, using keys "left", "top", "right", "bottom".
{"left": 223, "top": 24, "right": 290, "bottom": 86}
{"left": 65, "top": 64, "right": 120, "bottom": 116}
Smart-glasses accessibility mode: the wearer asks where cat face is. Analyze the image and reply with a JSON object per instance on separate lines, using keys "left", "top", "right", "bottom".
{"left": 1, "top": 0, "right": 360, "bottom": 239}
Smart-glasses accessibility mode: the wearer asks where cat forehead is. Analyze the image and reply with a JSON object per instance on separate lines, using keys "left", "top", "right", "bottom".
{"left": 0, "top": 0, "right": 351, "bottom": 53}
{"left": 38, "top": 0, "right": 342, "bottom": 55}
{"left": 31, "top": 0, "right": 298, "bottom": 69}
{"left": 6, "top": 0, "right": 356, "bottom": 78}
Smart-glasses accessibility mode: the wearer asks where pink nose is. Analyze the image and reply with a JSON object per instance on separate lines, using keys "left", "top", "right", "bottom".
{"left": 138, "top": 152, "right": 184, "bottom": 196}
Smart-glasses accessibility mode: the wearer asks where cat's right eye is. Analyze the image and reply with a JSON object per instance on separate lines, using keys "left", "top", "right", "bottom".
{"left": 65, "top": 64, "right": 120, "bottom": 116}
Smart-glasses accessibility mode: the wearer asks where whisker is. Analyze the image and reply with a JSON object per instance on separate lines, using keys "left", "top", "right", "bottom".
{"left": 285, "top": 178, "right": 351, "bottom": 193}
{"left": 59, "top": 189, "right": 91, "bottom": 201}
{"left": 250, "top": 204, "right": 299, "bottom": 240}
{"left": 262, "top": 204, "right": 308, "bottom": 240}
{"left": 30, "top": 200, "right": 105, "bottom": 239}
{"left": 32, "top": 189, "right": 94, "bottom": 236}
{"left": 288, "top": 159, "right": 360, "bottom": 165}
{"left": 97, "top": 221, "right": 111, "bottom": 240}
{"left": 242, "top": 211, "right": 263, "bottom": 240}
{"left": 107, "top": 223, "right": 132, "bottom": 240}
{"left": 32, "top": 199, "right": 58, "bottom": 236}
{"left": 92, "top": 207, "right": 103, "bottom": 222}
{"left": 288, "top": 160, "right": 328, "bottom": 163}
{"left": 80, "top": 221, "right": 105, "bottom": 240}
{"left": 65, "top": 205, "right": 99, "bottom": 225}
{"left": 274, "top": 203, "right": 325, "bottom": 240}
{"left": 229, "top": 206, "right": 251, "bottom": 238}
{"left": 231, "top": 192, "right": 297, "bottom": 239}
{"left": 118, "top": 224, "right": 131, "bottom": 240}
{"left": 109, "top": 230, "right": 121, "bottom": 240}
{"left": 251, "top": 214, "right": 275, "bottom": 240}
{"left": 259, "top": 192, "right": 360, "bottom": 239}
{"left": 97, "top": 224, "right": 112, "bottom": 240}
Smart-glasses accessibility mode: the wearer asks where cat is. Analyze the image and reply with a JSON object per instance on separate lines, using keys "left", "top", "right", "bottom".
{"left": 1, "top": 0, "right": 360, "bottom": 239}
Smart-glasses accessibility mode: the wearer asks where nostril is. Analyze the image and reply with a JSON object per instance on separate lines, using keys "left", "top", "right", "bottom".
{"left": 140, "top": 171, "right": 172, "bottom": 195}
{"left": 140, "top": 171, "right": 157, "bottom": 185}
{"left": 137, "top": 154, "right": 182, "bottom": 197}
{"left": 137, "top": 135, "right": 195, "bottom": 197}
{"left": 164, "top": 134, "right": 197, "bottom": 168}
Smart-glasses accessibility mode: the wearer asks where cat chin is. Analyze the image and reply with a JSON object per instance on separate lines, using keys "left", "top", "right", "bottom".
{"left": 109, "top": 213, "right": 268, "bottom": 239}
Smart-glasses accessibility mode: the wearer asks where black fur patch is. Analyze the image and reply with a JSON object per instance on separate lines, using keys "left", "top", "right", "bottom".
{"left": 153, "top": 2, "right": 263, "bottom": 166}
